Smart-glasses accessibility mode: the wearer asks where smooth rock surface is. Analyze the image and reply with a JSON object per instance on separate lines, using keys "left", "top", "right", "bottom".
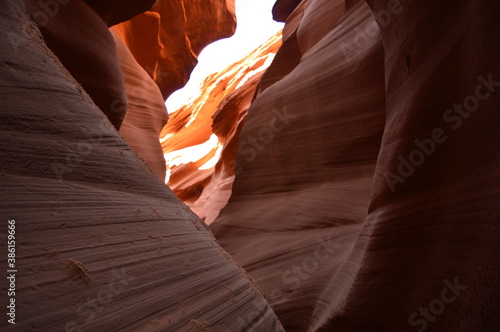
{"left": 83, "top": 0, "right": 158, "bottom": 26}
{"left": 114, "top": 0, "right": 237, "bottom": 100}
{"left": 272, "top": 0, "right": 303, "bottom": 22}
{"left": 111, "top": 29, "right": 169, "bottom": 181}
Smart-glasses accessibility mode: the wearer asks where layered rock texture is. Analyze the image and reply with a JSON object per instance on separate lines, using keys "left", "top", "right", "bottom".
{"left": 1, "top": 0, "right": 499, "bottom": 331}
{"left": 24, "top": 0, "right": 129, "bottom": 130}
{"left": 0, "top": 0, "right": 283, "bottom": 331}
{"left": 211, "top": 1, "right": 387, "bottom": 330}
{"left": 109, "top": 0, "right": 236, "bottom": 181}
{"left": 161, "top": 32, "right": 282, "bottom": 223}
{"left": 208, "top": 0, "right": 500, "bottom": 331}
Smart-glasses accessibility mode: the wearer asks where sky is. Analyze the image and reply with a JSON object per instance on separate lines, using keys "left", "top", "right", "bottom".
{"left": 166, "top": 0, "right": 284, "bottom": 113}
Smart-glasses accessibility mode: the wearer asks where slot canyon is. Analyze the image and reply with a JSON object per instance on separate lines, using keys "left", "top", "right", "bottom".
{"left": 0, "top": 0, "right": 499, "bottom": 331}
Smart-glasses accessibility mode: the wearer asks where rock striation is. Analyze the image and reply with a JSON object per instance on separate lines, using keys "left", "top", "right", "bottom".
{"left": 206, "top": 0, "right": 500, "bottom": 331}
{"left": 310, "top": 0, "right": 500, "bottom": 331}
{"left": 151, "top": 1, "right": 500, "bottom": 330}
{"left": 1, "top": 0, "right": 499, "bottom": 331}
{"left": 210, "top": 1, "right": 386, "bottom": 330}
{"left": 24, "top": 0, "right": 237, "bottom": 180}
{"left": 0, "top": 0, "right": 283, "bottom": 331}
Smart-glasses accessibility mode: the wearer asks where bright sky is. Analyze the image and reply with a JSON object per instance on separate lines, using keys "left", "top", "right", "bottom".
{"left": 166, "top": 0, "right": 284, "bottom": 113}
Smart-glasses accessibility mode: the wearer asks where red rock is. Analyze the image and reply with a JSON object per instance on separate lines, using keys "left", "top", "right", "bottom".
{"left": 24, "top": 0, "right": 128, "bottom": 130}
{"left": 272, "top": 0, "right": 303, "bottom": 22}
{"left": 114, "top": 0, "right": 237, "bottom": 100}
{"left": 312, "top": 0, "right": 500, "bottom": 330}
{"left": 4, "top": 0, "right": 499, "bottom": 330}
{"left": 161, "top": 32, "right": 282, "bottom": 222}
{"left": 210, "top": 1, "right": 386, "bottom": 330}
{"left": 110, "top": 1, "right": 237, "bottom": 179}
{"left": 111, "top": 29, "right": 169, "bottom": 181}
{"left": 0, "top": 0, "right": 283, "bottom": 331}
{"left": 113, "top": 12, "right": 162, "bottom": 77}
{"left": 83, "top": 0, "right": 157, "bottom": 26}
{"left": 208, "top": 0, "right": 500, "bottom": 331}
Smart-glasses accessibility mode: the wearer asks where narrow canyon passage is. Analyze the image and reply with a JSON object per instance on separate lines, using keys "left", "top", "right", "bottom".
{"left": 1, "top": 0, "right": 499, "bottom": 331}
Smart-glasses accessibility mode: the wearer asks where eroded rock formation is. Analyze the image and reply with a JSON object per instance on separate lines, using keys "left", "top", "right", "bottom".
{"left": 0, "top": 0, "right": 283, "bottom": 331}
{"left": 206, "top": 0, "right": 499, "bottom": 331}
{"left": 312, "top": 0, "right": 500, "bottom": 330}
{"left": 111, "top": 29, "right": 169, "bottom": 180}
{"left": 109, "top": 0, "right": 236, "bottom": 180}
{"left": 161, "top": 32, "right": 282, "bottom": 223}
{"left": 211, "top": 1, "right": 387, "bottom": 330}
{"left": 114, "top": 1, "right": 237, "bottom": 100}
{"left": 1, "top": 0, "right": 499, "bottom": 331}
{"left": 25, "top": 0, "right": 128, "bottom": 130}
{"left": 25, "top": 0, "right": 237, "bottom": 179}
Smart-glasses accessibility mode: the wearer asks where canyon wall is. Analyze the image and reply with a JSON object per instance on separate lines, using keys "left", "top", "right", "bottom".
{"left": 1, "top": 0, "right": 498, "bottom": 331}
{"left": 113, "top": 1, "right": 237, "bottom": 100}
{"left": 312, "top": 0, "right": 500, "bottom": 330}
{"left": 211, "top": 0, "right": 386, "bottom": 330}
{"left": 111, "top": 0, "right": 236, "bottom": 181}
{"left": 208, "top": 0, "right": 500, "bottom": 331}
{"left": 24, "top": 0, "right": 237, "bottom": 181}
{"left": 0, "top": 0, "right": 283, "bottom": 331}
{"left": 24, "top": 0, "right": 129, "bottom": 130}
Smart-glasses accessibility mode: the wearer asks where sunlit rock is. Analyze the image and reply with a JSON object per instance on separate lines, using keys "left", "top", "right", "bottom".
{"left": 161, "top": 32, "right": 282, "bottom": 223}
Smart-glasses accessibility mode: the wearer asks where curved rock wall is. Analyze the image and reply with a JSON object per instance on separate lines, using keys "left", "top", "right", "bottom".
{"left": 111, "top": 0, "right": 236, "bottom": 180}
{"left": 211, "top": 0, "right": 386, "bottom": 330}
{"left": 2, "top": 0, "right": 498, "bottom": 331}
{"left": 25, "top": 0, "right": 128, "bottom": 130}
{"left": 83, "top": 0, "right": 158, "bottom": 26}
{"left": 0, "top": 0, "right": 283, "bottom": 331}
{"left": 311, "top": 0, "right": 500, "bottom": 331}
{"left": 114, "top": 0, "right": 237, "bottom": 100}
{"left": 24, "top": 0, "right": 236, "bottom": 180}
{"left": 209, "top": 0, "right": 500, "bottom": 331}
{"left": 111, "top": 30, "right": 169, "bottom": 180}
